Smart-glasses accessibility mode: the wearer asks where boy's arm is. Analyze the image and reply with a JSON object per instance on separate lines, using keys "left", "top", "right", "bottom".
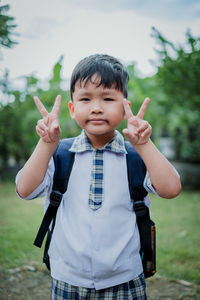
{"left": 134, "top": 140, "right": 181, "bottom": 198}
{"left": 123, "top": 98, "right": 182, "bottom": 198}
{"left": 16, "top": 95, "right": 61, "bottom": 198}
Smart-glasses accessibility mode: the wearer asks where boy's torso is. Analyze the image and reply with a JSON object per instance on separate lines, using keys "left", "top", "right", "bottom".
{"left": 47, "top": 149, "right": 144, "bottom": 289}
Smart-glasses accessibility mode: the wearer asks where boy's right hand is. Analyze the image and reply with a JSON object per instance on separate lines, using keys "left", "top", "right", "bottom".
{"left": 34, "top": 95, "right": 61, "bottom": 144}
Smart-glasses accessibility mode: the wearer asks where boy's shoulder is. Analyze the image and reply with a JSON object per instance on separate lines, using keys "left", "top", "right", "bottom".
{"left": 56, "top": 136, "right": 145, "bottom": 163}
{"left": 54, "top": 138, "right": 146, "bottom": 183}
{"left": 58, "top": 137, "right": 75, "bottom": 148}
{"left": 53, "top": 137, "right": 75, "bottom": 159}
{"left": 125, "top": 141, "right": 146, "bottom": 165}
{"left": 125, "top": 141, "right": 147, "bottom": 191}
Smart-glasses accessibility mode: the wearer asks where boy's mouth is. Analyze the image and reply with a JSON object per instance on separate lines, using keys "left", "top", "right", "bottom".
{"left": 88, "top": 119, "right": 106, "bottom": 124}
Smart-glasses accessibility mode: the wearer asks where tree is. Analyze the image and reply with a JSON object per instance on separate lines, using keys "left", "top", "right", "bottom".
{"left": 117, "top": 63, "right": 165, "bottom": 145}
{"left": 152, "top": 27, "right": 200, "bottom": 162}
{"left": 0, "top": 2, "right": 17, "bottom": 49}
{"left": 0, "top": 57, "right": 80, "bottom": 179}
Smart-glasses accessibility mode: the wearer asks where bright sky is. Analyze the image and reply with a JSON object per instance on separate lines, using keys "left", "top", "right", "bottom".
{"left": 1, "top": 0, "right": 200, "bottom": 83}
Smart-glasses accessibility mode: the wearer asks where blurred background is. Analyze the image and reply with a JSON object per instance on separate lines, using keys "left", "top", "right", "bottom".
{"left": 0, "top": 0, "right": 200, "bottom": 290}
{"left": 1, "top": 0, "right": 200, "bottom": 187}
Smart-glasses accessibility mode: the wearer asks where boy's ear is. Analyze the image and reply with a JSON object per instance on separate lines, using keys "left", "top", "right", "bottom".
{"left": 123, "top": 100, "right": 131, "bottom": 120}
{"left": 68, "top": 100, "right": 75, "bottom": 119}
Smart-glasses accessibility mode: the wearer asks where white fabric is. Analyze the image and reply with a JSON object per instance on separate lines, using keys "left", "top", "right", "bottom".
{"left": 16, "top": 150, "right": 156, "bottom": 290}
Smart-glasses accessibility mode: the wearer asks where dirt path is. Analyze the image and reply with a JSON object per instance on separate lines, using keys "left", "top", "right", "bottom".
{"left": 0, "top": 266, "right": 199, "bottom": 300}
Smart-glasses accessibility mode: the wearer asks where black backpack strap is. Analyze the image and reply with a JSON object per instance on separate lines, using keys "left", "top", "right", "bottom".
{"left": 125, "top": 142, "right": 153, "bottom": 269}
{"left": 125, "top": 141, "right": 147, "bottom": 199}
{"left": 34, "top": 138, "right": 75, "bottom": 248}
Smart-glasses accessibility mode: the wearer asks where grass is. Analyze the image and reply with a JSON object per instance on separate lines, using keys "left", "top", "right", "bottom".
{"left": 0, "top": 182, "right": 200, "bottom": 283}
{"left": 151, "top": 191, "right": 200, "bottom": 283}
{"left": 0, "top": 182, "right": 44, "bottom": 268}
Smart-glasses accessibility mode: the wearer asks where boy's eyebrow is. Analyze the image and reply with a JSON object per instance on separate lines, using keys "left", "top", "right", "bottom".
{"left": 101, "top": 90, "right": 119, "bottom": 96}
{"left": 76, "top": 88, "right": 119, "bottom": 97}
{"left": 75, "top": 90, "right": 92, "bottom": 97}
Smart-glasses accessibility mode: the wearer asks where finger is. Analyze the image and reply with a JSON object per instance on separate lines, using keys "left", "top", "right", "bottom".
{"left": 123, "top": 99, "right": 134, "bottom": 120}
{"left": 137, "top": 97, "right": 150, "bottom": 120}
{"left": 37, "top": 119, "right": 48, "bottom": 131}
{"left": 141, "top": 125, "right": 152, "bottom": 138}
{"left": 122, "top": 128, "right": 139, "bottom": 144}
{"left": 123, "top": 128, "right": 138, "bottom": 137}
{"left": 36, "top": 125, "right": 47, "bottom": 137}
{"left": 50, "top": 120, "right": 60, "bottom": 133}
{"left": 49, "top": 122, "right": 61, "bottom": 142}
{"left": 34, "top": 96, "right": 48, "bottom": 118}
{"left": 52, "top": 95, "right": 61, "bottom": 117}
{"left": 137, "top": 121, "right": 149, "bottom": 133}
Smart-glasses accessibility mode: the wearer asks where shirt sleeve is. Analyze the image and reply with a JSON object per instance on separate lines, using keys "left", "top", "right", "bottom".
{"left": 15, "top": 157, "right": 55, "bottom": 200}
{"left": 143, "top": 170, "right": 158, "bottom": 195}
{"left": 143, "top": 164, "right": 180, "bottom": 196}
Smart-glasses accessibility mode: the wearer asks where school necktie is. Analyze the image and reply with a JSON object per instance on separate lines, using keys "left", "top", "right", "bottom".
{"left": 88, "top": 149, "right": 104, "bottom": 210}
{"left": 69, "top": 130, "right": 127, "bottom": 211}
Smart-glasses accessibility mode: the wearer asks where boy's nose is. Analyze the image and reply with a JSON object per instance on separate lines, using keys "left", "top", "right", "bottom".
{"left": 91, "top": 101, "right": 103, "bottom": 114}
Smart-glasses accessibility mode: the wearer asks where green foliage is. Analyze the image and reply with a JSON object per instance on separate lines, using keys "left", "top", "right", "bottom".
{"left": 123, "top": 64, "right": 166, "bottom": 144}
{"left": 49, "top": 55, "right": 64, "bottom": 89}
{"left": 152, "top": 27, "right": 200, "bottom": 162}
{"left": 0, "top": 2, "right": 18, "bottom": 49}
{"left": 1, "top": 28, "right": 200, "bottom": 168}
{"left": 0, "top": 56, "right": 80, "bottom": 176}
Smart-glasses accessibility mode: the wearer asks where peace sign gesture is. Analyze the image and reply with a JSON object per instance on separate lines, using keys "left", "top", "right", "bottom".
{"left": 123, "top": 98, "right": 152, "bottom": 145}
{"left": 34, "top": 95, "right": 61, "bottom": 143}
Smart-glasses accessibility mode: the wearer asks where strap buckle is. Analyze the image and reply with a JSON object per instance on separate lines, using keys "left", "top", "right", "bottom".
{"left": 134, "top": 200, "right": 148, "bottom": 217}
{"left": 50, "top": 190, "right": 63, "bottom": 207}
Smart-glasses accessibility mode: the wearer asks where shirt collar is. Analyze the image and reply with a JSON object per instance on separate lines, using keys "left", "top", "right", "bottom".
{"left": 69, "top": 130, "right": 127, "bottom": 154}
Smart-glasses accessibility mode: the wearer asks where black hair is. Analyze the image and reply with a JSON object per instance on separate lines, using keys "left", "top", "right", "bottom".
{"left": 70, "top": 54, "right": 129, "bottom": 99}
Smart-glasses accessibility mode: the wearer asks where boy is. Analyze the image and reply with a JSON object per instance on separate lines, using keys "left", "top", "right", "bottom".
{"left": 16, "top": 54, "right": 181, "bottom": 300}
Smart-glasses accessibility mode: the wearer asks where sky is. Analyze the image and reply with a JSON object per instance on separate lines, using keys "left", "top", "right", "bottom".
{"left": 1, "top": 0, "right": 200, "bottom": 84}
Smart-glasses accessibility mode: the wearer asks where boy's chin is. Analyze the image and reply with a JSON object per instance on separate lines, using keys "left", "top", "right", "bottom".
{"left": 85, "top": 128, "right": 116, "bottom": 138}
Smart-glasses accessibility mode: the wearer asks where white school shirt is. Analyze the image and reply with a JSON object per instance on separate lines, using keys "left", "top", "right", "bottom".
{"left": 16, "top": 139, "right": 156, "bottom": 290}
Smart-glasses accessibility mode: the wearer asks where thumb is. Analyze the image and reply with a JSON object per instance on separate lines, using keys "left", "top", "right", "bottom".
{"left": 122, "top": 128, "right": 131, "bottom": 139}
{"left": 50, "top": 120, "right": 60, "bottom": 135}
{"left": 123, "top": 128, "right": 138, "bottom": 144}
{"left": 53, "top": 121, "right": 60, "bottom": 130}
{"left": 122, "top": 128, "right": 128, "bottom": 135}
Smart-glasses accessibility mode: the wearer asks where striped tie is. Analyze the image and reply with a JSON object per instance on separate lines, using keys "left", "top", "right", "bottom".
{"left": 88, "top": 149, "right": 104, "bottom": 210}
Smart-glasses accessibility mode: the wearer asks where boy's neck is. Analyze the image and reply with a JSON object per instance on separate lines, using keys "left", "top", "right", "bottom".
{"left": 86, "top": 131, "right": 115, "bottom": 149}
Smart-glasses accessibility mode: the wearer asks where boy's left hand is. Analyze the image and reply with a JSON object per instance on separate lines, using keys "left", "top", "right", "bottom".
{"left": 123, "top": 98, "right": 152, "bottom": 145}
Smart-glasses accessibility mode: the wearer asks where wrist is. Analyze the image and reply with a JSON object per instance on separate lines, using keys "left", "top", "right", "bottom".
{"left": 132, "top": 139, "right": 154, "bottom": 154}
{"left": 38, "top": 138, "right": 59, "bottom": 153}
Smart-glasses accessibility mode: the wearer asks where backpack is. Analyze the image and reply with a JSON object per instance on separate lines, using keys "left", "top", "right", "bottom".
{"left": 34, "top": 138, "right": 156, "bottom": 278}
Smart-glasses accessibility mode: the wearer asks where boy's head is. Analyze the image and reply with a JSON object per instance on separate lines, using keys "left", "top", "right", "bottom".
{"left": 68, "top": 54, "right": 130, "bottom": 148}
{"left": 70, "top": 54, "right": 129, "bottom": 100}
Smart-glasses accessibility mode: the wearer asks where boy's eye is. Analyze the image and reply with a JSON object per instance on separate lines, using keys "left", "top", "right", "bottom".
{"left": 80, "top": 98, "right": 90, "bottom": 102}
{"left": 104, "top": 98, "right": 114, "bottom": 101}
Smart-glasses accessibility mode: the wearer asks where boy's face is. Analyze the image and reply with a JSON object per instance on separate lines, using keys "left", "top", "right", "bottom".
{"left": 68, "top": 76, "right": 126, "bottom": 146}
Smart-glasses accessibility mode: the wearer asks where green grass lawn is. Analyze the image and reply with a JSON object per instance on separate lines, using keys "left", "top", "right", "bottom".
{"left": 0, "top": 182, "right": 44, "bottom": 268}
{"left": 0, "top": 182, "right": 200, "bottom": 283}
{"left": 151, "top": 190, "right": 200, "bottom": 283}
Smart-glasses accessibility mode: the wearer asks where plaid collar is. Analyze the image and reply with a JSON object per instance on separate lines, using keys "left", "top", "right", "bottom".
{"left": 69, "top": 130, "right": 127, "bottom": 154}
